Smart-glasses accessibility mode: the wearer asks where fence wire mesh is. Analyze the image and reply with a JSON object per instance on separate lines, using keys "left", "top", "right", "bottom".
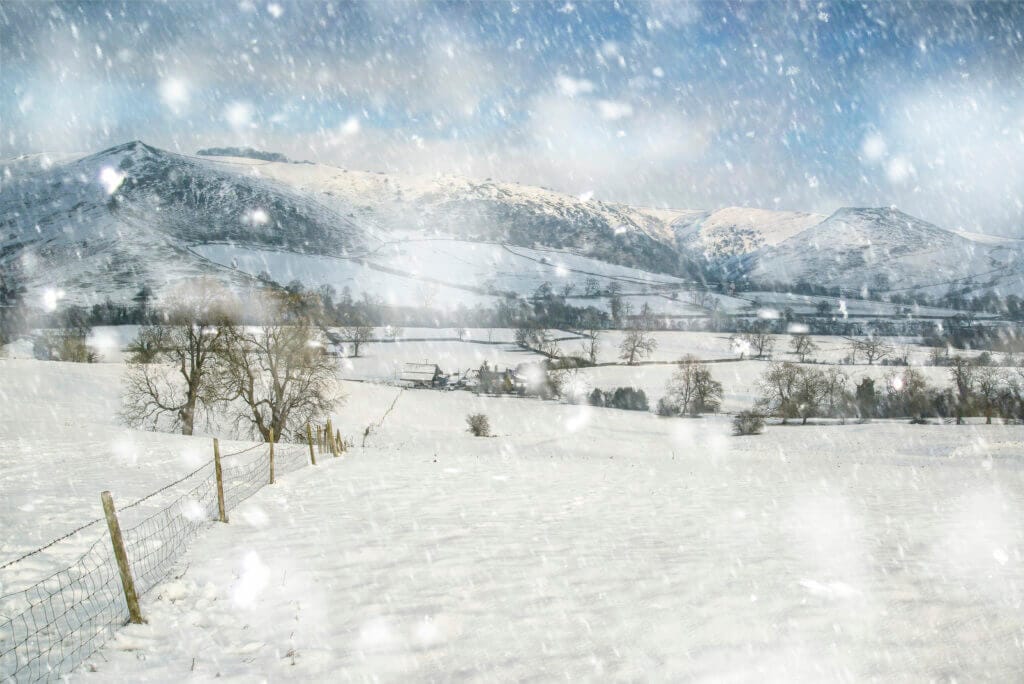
{"left": 0, "top": 440, "right": 315, "bottom": 682}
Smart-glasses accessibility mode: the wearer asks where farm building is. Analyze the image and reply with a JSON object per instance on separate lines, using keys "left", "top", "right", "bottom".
{"left": 399, "top": 363, "right": 449, "bottom": 388}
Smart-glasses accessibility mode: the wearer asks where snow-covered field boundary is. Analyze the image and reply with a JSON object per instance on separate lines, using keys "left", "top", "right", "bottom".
{"left": 0, "top": 438, "right": 317, "bottom": 681}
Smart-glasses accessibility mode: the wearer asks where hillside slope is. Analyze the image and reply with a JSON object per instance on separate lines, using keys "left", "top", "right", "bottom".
{"left": 746, "top": 207, "right": 1016, "bottom": 294}
{"left": 201, "top": 156, "right": 684, "bottom": 275}
{"left": 671, "top": 206, "right": 825, "bottom": 259}
{"left": 3, "top": 141, "right": 1021, "bottom": 309}
{"left": 0, "top": 142, "right": 378, "bottom": 305}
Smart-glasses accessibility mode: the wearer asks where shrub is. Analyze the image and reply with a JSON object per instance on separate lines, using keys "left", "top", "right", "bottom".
{"left": 466, "top": 413, "right": 491, "bottom": 437}
{"left": 656, "top": 396, "right": 678, "bottom": 416}
{"left": 608, "top": 387, "right": 649, "bottom": 411}
{"left": 588, "top": 387, "right": 649, "bottom": 411}
{"left": 59, "top": 334, "right": 98, "bottom": 363}
{"left": 733, "top": 411, "right": 765, "bottom": 436}
{"left": 34, "top": 330, "right": 98, "bottom": 363}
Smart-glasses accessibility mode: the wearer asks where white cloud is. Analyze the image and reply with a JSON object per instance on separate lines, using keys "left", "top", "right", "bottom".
{"left": 555, "top": 75, "right": 595, "bottom": 98}
{"left": 341, "top": 116, "right": 361, "bottom": 136}
{"left": 224, "top": 102, "right": 254, "bottom": 130}
{"left": 860, "top": 133, "right": 887, "bottom": 162}
{"left": 885, "top": 156, "right": 914, "bottom": 184}
{"left": 874, "top": 87, "right": 1024, "bottom": 231}
{"left": 597, "top": 100, "right": 634, "bottom": 121}
{"left": 642, "top": 0, "right": 701, "bottom": 30}
{"left": 158, "top": 77, "right": 189, "bottom": 114}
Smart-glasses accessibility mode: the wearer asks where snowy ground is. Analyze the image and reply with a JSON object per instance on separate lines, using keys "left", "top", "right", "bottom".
{"left": 0, "top": 359, "right": 304, "bottom": 599}
{"left": 3, "top": 335, "right": 1024, "bottom": 680}
{"left": 193, "top": 237, "right": 690, "bottom": 316}
{"left": 83, "top": 386, "right": 1024, "bottom": 681}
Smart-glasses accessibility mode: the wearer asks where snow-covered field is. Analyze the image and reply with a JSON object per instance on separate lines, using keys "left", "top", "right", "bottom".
{"left": 90, "top": 387, "right": 1024, "bottom": 680}
{"left": 3, "top": 333, "right": 1024, "bottom": 680}
{"left": 193, "top": 236, "right": 691, "bottom": 315}
{"left": 709, "top": 290, "right": 978, "bottom": 318}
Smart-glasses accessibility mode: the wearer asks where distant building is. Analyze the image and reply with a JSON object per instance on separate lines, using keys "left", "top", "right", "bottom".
{"left": 400, "top": 363, "right": 448, "bottom": 388}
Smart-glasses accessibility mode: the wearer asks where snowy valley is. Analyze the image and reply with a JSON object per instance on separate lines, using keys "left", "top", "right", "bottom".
{"left": 4, "top": 0, "right": 1024, "bottom": 680}
{"left": 3, "top": 329, "right": 1024, "bottom": 680}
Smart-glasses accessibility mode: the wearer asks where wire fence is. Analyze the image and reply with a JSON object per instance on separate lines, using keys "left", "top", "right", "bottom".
{"left": 0, "top": 438, "right": 322, "bottom": 682}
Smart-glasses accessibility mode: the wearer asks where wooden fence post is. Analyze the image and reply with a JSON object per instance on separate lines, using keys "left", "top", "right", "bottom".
{"left": 316, "top": 426, "right": 323, "bottom": 454}
{"left": 268, "top": 428, "right": 275, "bottom": 485}
{"left": 326, "top": 419, "right": 335, "bottom": 456}
{"left": 336, "top": 429, "right": 343, "bottom": 455}
{"left": 213, "top": 438, "right": 228, "bottom": 523}
{"left": 306, "top": 423, "right": 317, "bottom": 466}
{"left": 101, "top": 491, "right": 145, "bottom": 624}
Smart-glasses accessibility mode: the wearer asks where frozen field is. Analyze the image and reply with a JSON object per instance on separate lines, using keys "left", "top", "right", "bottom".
{"left": 193, "top": 237, "right": 690, "bottom": 315}
{"left": 2, "top": 337, "right": 1024, "bottom": 680}
{"left": 84, "top": 384, "right": 1024, "bottom": 680}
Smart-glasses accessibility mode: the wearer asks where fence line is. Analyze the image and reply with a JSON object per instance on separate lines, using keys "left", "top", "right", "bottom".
{"left": 0, "top": 429, "right": 337, "bottom": 682}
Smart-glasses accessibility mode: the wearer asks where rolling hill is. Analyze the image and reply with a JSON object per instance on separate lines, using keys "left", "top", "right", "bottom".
{"left": 2, "top": 141, "right": 1021, "bottom": 313}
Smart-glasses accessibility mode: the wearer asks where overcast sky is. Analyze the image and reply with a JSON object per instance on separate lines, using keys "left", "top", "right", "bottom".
{"left": 2, "top": 1, "right": 1023, "bottom": 234}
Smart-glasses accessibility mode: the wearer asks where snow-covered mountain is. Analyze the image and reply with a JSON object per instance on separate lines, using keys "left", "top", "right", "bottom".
{"left": 2, "top": 141, "right": 1021, "bottom": 310}
{"left": 671, "top": 207, "right": 825, "bottom": 259}
{"left": 202, "top": 155, "right": 682, "bottom": 274}
{"left": 746, "top": 207, "right": 1020, "bottom": 295}
{"left": 0, "top": 142, "right": 379, "bottom": 305}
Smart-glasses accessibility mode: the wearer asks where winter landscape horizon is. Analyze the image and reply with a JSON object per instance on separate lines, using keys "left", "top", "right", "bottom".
{"left": 3, "top": 1, "right": 1024, "bottom": 682}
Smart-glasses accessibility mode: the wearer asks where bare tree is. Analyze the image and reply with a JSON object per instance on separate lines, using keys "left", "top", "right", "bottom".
{"left": 793, "top": 367, "right": 826, "bottom": 424}
{"left": 0, "top": 270, "right": 28, "bottom": 347}
{"left": 929, "top": 345, "right": 949, "bottom": 366}
{"left": 974, "top": 366, "right": 1005, "bottom": 424}
{"left": 688, "top": 289, "right": 715, "bottom": 309}
{"left": 818, "top": 367, "right": 852, "bottom": 420}
{"left": 608, "top": 282, "right": 628, "bottom": 327}
{"left": 949, "top": 355, "right": 975, "bottom": 424}
{"left": 662, "top": 355, "right": 723, "bottom": 416}
{"left": 339, "top": 318, "right": 374, "bottom": 357}
{"left": 516, "top": 325, "right": 559, "bottom": 357}
{"left": 847, "top": 336, "right": 891, "bottom": 365}
{"left": 756, "top": 362, "right": 801, "bottom": 424}
{"left": 744, "top": 331, "right": 774, "bottom": 359}
{"left": 789, "top": 333, "right": 817, "bottom": 362}
{"left": 217, "top": 308, "right": 339, "bottom": 442}
{"left": 121, "top": 279, "right": 235, "bottom": 435}
{"left": 864, "top": 337, "right": 890, "bottom": 365}
{"left": 580, "top": 328, "right": 601, "bottom": 365}
{"left": 619, "top": 327, "right": 657, "bottom": 365}
{"left": 884, "top": 368, "right": 931, "bottom": 421}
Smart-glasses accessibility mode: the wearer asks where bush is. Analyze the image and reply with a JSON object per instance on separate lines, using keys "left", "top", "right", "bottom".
{"left": 656, "top": 397, "right": 678, "bottom": 416}
{"left": 608, "top": 387, "right": 649, "bottom": 411}
{"left": 587, "top": 387, "right": 649, "bottom": 411}
{"left": 732, "top": 411, "right": 765, "bottom": 436}
{"left": 34, "top": 330, "right": 98, "bottom": 363}
{"left": 466, "top": 413, "right": 491, "bottom": 437}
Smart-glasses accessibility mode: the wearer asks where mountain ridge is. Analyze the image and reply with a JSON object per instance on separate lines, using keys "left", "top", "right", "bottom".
{"left": 2, "top": 141, "right": 1019, "bottom": 309}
